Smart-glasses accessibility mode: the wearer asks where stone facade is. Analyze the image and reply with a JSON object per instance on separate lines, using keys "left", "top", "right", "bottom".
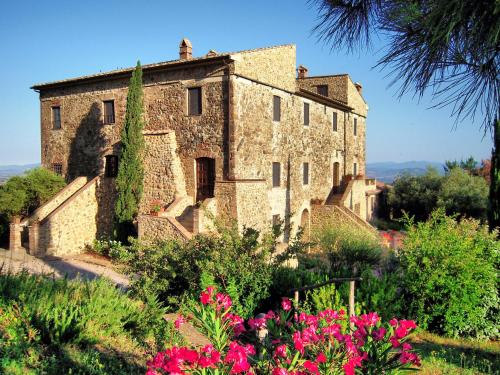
{"left": 25, "top": 41, "right": 378, "bottom": 256}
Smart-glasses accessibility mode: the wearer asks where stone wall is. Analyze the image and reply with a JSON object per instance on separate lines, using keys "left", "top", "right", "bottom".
{"left": 232, "top": 45, "right": 297, "bottom": 92}
{"left": 35, "top": 177, "right": 100, "bottom": 256}
{"left": 297, "top": 75, "right": 349, "bottom": 104}
{"left": 137, "top": 215, "right": 190, "bottom": 242}
{"left": 231, "top": 74, "right": 367, "bottom": 238}
{"left": 40, "top": 61, "right": 228, "bottom": 202}
{"left": 27, "top": 176, "right": 88, "bottom": 223}
{"left": 141, "top": 130, "right": 187, "bottom": 214}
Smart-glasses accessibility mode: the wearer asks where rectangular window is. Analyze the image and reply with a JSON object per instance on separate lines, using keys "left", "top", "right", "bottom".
{"left": 273, "top": 95, "right": 281, "bottom": 122}
{"left": 52, "top": 106, "right": 61, "bottom": 129}
{"left": 103, "top": 100, "right": 115, "bottom": 124}
{"left": 332, "top": 112, "right": 338, "bottom": 132}
{"left": 303, "top": 162, "right": 309, "bottom": 185}
{"left": 353, "top": 162, "right": 358, "bottom": 176}
{"left": 52, "top": 163, "right": 62, "bottom": 175}
{"left": 354, "top": 118, "right": 358, "bottom": 136}
{"left": 303, "top": 103, "right": 309, "bottom": 126}
{"left": 317, "top": 85, "right": 328, "bottom": 97}
{"left": 188, "top": 87, "right": 202, "bottom": 115}
{"left": 105, "top": 155, "right": 119, "bottom": 177}
{"left": 272, "top": 162, "right": 281, "bottom": 187}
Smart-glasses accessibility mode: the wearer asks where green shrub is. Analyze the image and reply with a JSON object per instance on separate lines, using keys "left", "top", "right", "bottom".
{"left": 0, "top": 272, "right": 171, "bottom": 374}
{"left": 313, "top": 223, "right": 383, "bottom": 276}
{"left": 0, "top": 167, "right": 65, "bottom": 245}
{"left": 388, "top": 167, "right": 443, "bottom": 221}
{"left": 90, "top": 238, "right": 131, "bottom": 262}
{"left": 400, "top": 209, "right": 499, "bottom": 338}
{"left": 124, "top": 225, "right": 279, "bottom": 318}
{"left": 356, "top": 268, "right": 403, "bottom": 321}
{"left": 437, "top": 167, "right": 489, "bottom": 220}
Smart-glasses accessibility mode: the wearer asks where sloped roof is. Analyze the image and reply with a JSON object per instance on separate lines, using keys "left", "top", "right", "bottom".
{"left": 31, "top": 44, "right": 295, "bottom": 90}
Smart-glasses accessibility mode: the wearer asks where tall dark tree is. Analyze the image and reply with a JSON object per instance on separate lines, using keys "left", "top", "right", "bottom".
{"left": 312, "top": 0, "right": 500, "bottom": 229}
{"left": 115, "top": 62, "right": 145, "bottom": 230}
{"left": 489, "top": 120, "right": 500, "bottom": 230}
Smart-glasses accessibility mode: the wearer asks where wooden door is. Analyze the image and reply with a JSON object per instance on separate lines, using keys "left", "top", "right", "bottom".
{"left": 196, "top": 158, "right": 215, "bottom": 202}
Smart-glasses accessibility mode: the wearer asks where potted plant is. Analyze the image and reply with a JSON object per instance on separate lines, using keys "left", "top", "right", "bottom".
{"left": 150, "top": 200, "right": 164, "bottom": 216}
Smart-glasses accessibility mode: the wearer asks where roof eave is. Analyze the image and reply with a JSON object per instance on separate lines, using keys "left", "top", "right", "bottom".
{"left": 297, "top": 88, "right": 352, "bottom": 111}
{"left": 31, "top": 55, "right": 232, "bottom": 91}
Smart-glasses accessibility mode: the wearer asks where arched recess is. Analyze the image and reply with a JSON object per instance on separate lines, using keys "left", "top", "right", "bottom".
{"left": 300, "top": 208, "right": 310, "bottom": 241}
{"left": 333, "top": 162, "right": 340, "bottom": 189}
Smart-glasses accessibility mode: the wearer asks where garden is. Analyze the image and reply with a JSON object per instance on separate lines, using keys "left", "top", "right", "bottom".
{"left": 2, "top": 206, "right": 498, "bottom": 374}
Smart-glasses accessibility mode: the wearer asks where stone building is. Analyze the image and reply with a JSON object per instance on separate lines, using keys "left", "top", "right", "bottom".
{"left": 10, "top": 40, "right": 379, "bottom": 256}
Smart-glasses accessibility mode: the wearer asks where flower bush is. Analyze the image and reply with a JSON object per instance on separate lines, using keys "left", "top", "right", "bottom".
{"left": 147, "top": 288, "right": 420, "bottom": 374}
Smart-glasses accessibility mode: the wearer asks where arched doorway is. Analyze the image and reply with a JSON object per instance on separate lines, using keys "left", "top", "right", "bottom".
{"left": 333, "top": 162, "right": 340, "bottom": 190}
{"left": 196, "top": 157, "right": 215, "bottom": 202}
{"left": 300, "top": 209, "right": 310, "bottom": 241}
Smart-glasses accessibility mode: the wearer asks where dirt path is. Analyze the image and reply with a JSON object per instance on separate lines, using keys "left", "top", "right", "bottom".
{"left": 0, "top": 248, "right": 129, "bottom": 289}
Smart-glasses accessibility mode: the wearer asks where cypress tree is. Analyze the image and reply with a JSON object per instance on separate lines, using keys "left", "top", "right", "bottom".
{"left": 115, "top": 61, "right": 145, "bottom": 231}
{"left": 489, "top": 119, "right": 500, "bottom": 232}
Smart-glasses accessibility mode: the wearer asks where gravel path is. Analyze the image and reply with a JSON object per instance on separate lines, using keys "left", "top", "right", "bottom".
{"left": 0, "top": 248, "right": 130, "bottom": 289}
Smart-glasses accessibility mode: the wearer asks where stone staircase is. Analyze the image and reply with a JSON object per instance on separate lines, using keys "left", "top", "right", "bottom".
{"left": 176, "top": 206, "right": 195, "bottom": 234}
{"left": 9, "top": 176, "right": 113, "bottom": 257}
{"left": 321, "top": 175, "right": 377, "bottom": 234}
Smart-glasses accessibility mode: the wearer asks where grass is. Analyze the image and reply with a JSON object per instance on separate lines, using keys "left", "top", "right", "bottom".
{"left": 0, "top": 271, "right": 185, "bottom": 375}
{"left": 412, "top": 331, "right": 500, "bottom": 374}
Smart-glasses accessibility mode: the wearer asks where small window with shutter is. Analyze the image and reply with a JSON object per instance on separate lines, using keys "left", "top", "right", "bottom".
{"left": 303, "top": 162, "right": 309, "bottom": 185}
{"left": 354, "top": 118, "right": 358, "bottom": 136}
{"left": 332, "top": 112, "right": 338, "bottom": 132}
{"left": 188, "top": 87, "right": 202, "bottom": 115}
{"left": 103, "top": 100, "right": 115, "bottom": 124}
{"left": 272, "top": 162, "right": 281, "bottom": 187}
{"left": 52, "top": 106, "right": 61, "bottom": 129}
{"left": 317, "top": 85, "right": 328, "bottom": 96}
{"left": 273, "top": 95, "right": 281, "bottom": 122}
{"left": 353, "top": 162, "right": 358, "bottom": 176}
{"left": 304, "top": 103, "right": 309, "bottom": 126}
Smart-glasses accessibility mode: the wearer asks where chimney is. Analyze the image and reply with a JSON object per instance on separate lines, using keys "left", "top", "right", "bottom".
{"left": 354, "top": 82, "right": 363, "bottom": 95}
{"left": 206, "top": 49, "right": 218, "bottom": 57}
{"left": 179, "top": 38, "right": 192, "bottom": 60}
{"left": 297, "top": 65, "right": 308, "bottom": 79}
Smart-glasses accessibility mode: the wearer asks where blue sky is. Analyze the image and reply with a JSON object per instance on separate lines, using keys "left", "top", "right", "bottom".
{"left": 0, "top": 0, "right": 493, "bottom": 165}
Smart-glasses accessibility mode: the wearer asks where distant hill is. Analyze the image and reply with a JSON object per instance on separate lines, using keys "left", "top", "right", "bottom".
{"left": 0, "top": 163, "right": 40, "bottom": 184}
{"left": 366, "top": 161, "right": 444, "bottom": 183}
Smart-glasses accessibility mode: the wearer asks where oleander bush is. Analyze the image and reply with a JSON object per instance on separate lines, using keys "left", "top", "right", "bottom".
{"left": 399, "top": 209, "right": 499, "bottom": 339}
{"left": 0, "top": 272, "right": 178, "bottom": 374}
{"left": 147, "top": 287, "right": 421, "bottom": 374}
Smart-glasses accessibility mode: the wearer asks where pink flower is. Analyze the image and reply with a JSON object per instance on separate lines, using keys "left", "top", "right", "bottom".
{"left": 316, "top": 352, "right": 327, "bottom": 363}
{"left": 390, "top": 336, "right": 400, "bottom": 348}
{"left": 216, "top": 293, "right": 232, "bottom": 310}
{"left": 200, "top": 292, "right": 212, "bottom": 305}
{"left": 372, "top": 327, "right": 386, "bottom": 341}
{"left": 248, "top": 317, "right": 266, "bottom": 330}
{"left": 274, "top": 344, "right": 288, "bottom": 358}
{"left": 281, "top": 297, "right": 292, "bottom": 311}
{"left": 224, "top": 342, "right": 254, "bottom": 374}
{"left": 174, "top": 315, "right": 186, "bottom": 329}
{"left": 198, "top": 344, "right": 221, "bottom": 368}
{"left": 395, "top": 325, "right": 408, "bottom": 339}
{"left": 272, "top": 368, "right": 289, "bottom": 375}
{"left": 303, "top": 360, "right": 319, "bottom": 374}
